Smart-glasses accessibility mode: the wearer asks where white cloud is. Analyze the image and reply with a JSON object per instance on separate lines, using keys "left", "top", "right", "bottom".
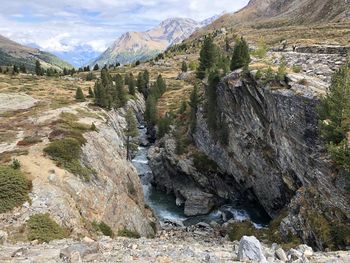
{"left": 0, "top": 0, "right": 249, "bottom": 53}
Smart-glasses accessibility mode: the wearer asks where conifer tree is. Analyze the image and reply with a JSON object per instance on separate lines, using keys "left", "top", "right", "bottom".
{"left": 124, "top": 73, "right": 130, "bottom": 85}
{"left": 93, "top": 64, "right": 99, "bottom": 71}
{"left": 197, "top": 36, "right": 216, "bottom": 79}
{"left": 145, "top": 95, "right": 157, "bottom": 125}
{"left": 88, "top": 87, "right": 94, "bottom": 98}
{"left": 35, "top": 60, "right": 43, "bottom": 76}
{"left": 13, "top": 65, "right": 19, "bottom": 74}
{"left": 181, "top": 61, "right": 188, "bottom": 72}
{"left": 188, "top": 85, "right": 201, "bottom": 134}
{"left": 128, "top": 73, "right": 136, "bottom": 95}
{"left": 75, "top": 87, "right": 85, "bottom": 102}
{"left": 143, "top": 70, "right": 150, "bottom": 86}
{"left": 20, "top": 64, "right": 27, "bottom": 73}
{"left": 319, "top": 61, "right": 350, "bottom": 143}
{"left": 137, "top": 72, "right": 145, "bottom": 94}
{"left": 156, "top": 74, "right": 166, "bottom": 95}
{"left": 115, "top": 74, "right": 127, "bottom": 107}
{"left": 230, "top": 37, "right": 251, "bottom": 71}
{"left": 124, "top": 109, "right": 138, "bottom": 160}
{"left": 206, "top": 69, "right": 220, "bottom": 132}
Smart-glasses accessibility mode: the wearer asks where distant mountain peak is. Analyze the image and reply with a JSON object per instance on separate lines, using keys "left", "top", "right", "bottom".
{"left": 91, "top": 15, "right": 219, "bottom": 67}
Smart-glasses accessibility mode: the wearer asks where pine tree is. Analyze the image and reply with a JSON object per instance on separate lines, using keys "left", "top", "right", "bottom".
{"left": 156, "top": 74, "right": 166, "bottom": 95}
{"left": 88, "top": 87, "right": 94, "bottom": 98}
{"left": 188, "top": 85, "right": 201, "bottom": 134}
{"left": 75, "top": 87, "right": 85, "bottom": 102}
{"left": 230, "top": 37, "right": 251, "bottom": 71}
{"left": 124, "top": 73, "right": 130, "bottom": 85}
{"left": 93, "top": 64, "right": 99, "bottom": 71}
{"left": 143, "top": 70, "right": 150, "bottom": 86}
{"left": 181, "top": 61, "right": 188, "bottom": 72}
{"left": 206, "top": 69, "right": 220, "bottom": 132}
{"left": 0, "top": 67, "right": 2, "bottom": 74}
{"left": 63, "top": 68, "right": 68, "bottom": 75}
{"left": 128, "top": 73, "right": 136, "bottom": 95}
{"left": 124, "top": 109, "right": 138, "bottom": 160}
{"left": 197, "top": 36, "right": 216, "bottom": 79}
{"left": 35, "top": 60, "right": 43, "bottom": 76}
{"left": 137, "top": 72, "right": 145, "bottom": 94}
{"left": 19, "top": 64, "right": 26, "bottom": 73}
{"left": 13, "top": 65, "right": 19, "bottom": 74}
{"left": 319, "top": 61, "right": 350, "bottom": 143}
{"left": 145, "top": 95, "right": 157, "bottom": 125}
{"left": 115, "top": 74, "right": 127, "bottom": 107}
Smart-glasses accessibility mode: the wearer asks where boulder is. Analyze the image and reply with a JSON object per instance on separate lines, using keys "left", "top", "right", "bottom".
{"left": 237, "top": 236, "right": 267, "bottom": 263}
{"left": 60, "top": 243, "right": 98, "bottom": 261}
{"left": 275, "top": 247, "right": 287, "bottom": 261}
{"left": 296, "top": 244, "right": 313, "bottom": 257}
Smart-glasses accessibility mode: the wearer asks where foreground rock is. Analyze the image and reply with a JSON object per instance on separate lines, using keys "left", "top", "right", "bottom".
{"left": 0, "top": 93, "right": 38, "bottom": 114}
{"left": 0, "top": 233, "right": 349, "bottom": 263}
{"left": 237, "top": 236, "right": 267, "bottom": 262}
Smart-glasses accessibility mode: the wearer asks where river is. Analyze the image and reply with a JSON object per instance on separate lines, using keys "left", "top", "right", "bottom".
{"left": 132, "top": 127, "right": 270, "bottom": 228}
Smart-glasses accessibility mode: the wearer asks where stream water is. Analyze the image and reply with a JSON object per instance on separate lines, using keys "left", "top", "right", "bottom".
{"left": 132, "top": 127, "right": 270, "bottom": 228}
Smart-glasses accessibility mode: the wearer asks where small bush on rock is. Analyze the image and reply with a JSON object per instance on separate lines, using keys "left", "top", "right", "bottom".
{"left": 27, "top": 213, "right": 67, "bottom": 243}
{"left": 118, "top": 228, "right": 140, "bottom": 239}
{"left": 92, "top": 221, "right": 114, "bottom": 237}
{"left": 0, "top": 165, "right": 31, "bottom": 213}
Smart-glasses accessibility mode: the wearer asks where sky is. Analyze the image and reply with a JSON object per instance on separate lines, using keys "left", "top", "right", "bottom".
{"left": 0, "top": 0, "right": 249, "bottom": 54}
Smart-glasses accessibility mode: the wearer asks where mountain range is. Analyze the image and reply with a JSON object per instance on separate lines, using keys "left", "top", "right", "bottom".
{"left": 0, "top": 35, "right": 72, "bottom": 71}
{"left": 90, "top": 16, "right": 219, "bottom": 67}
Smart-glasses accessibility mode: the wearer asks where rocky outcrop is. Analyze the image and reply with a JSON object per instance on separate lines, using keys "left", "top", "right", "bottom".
{"left": 0, "top": 94, "right": 155, "bottom": 240}
{"left": 148, "top": 136, "right": 247, "bottom": 217}
{"left": 194, "top": 70, "right": 350, "bottom": 249}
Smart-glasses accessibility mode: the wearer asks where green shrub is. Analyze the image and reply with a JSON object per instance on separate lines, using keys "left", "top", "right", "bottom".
{"left": 11, "top": 159, "right": 21, "bottom": 170}
{"left": 44, "top": 137, "right": 81, "bottom": 161}
{"left": 228, "top": 221, "right": 256, "bottom": 241}
{"left": 92, "top": 221, "right": 114, "bottom": 237}
{"left": 27, "top": 213, "right": 67, "bottom": 243}
{"left": 192, "top": 151, "right": 218, "bottom": 173}
{"left": 0, "top": 166, "right": 31, "bottom": 213}
{"left": 292, "top": 65, "right": 302, "bottom": 73}
{"left": 44, "top": 138, "right": 94, "bottom": 181}
{"left": 118, "top": 228, "right": 140, "bottom": 239}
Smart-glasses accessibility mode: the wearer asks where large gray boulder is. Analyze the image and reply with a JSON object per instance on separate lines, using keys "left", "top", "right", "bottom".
{"left": 237, "top": 236, "right": 267, "bottom": 263}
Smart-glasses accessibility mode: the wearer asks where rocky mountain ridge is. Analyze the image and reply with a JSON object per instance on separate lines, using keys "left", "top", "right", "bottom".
{"left": 0, "top": 35, "right": 72, "bottom": 71}
{"left": 91, "top": 16, "right": 218, "bottom": 67}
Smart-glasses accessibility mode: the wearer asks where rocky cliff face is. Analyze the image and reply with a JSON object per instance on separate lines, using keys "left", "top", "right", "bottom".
{"left": 0, "top": 94, "right": 155, "bottom": 240}
{"left": 194, "top": 71, "right": 350, "bottom": 249}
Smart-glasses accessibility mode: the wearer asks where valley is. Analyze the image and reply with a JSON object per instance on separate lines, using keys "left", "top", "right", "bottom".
{"left": 0, "top": 0, "right": 350, "bottom": 262}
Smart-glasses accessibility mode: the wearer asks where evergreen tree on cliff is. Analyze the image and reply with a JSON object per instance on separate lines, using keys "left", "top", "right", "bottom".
{"left": 145, "top": 95, "right": 157, "bottom": 126}
{"left": 197, "top": 36, "right": 216, "bottom": 79}
{"left": 115, "top": 74, "right": 127, "bottom": 107}
{"left": 206, "top": 69, "right": 220, "bottom": 132}
{"left": 125, "top": 109, "right": 138, "bottom": 160}
{"left": 188, "top": 85, "right": 201, "bottom": 134}
{"left": 128, "top": 73, "right": 136, "bottom": 96}
{"left": 156, "top": 74, "right": 166, "bottom": 95}
{"left": 230, "top": 37, "right": 251, "bottom": 71}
